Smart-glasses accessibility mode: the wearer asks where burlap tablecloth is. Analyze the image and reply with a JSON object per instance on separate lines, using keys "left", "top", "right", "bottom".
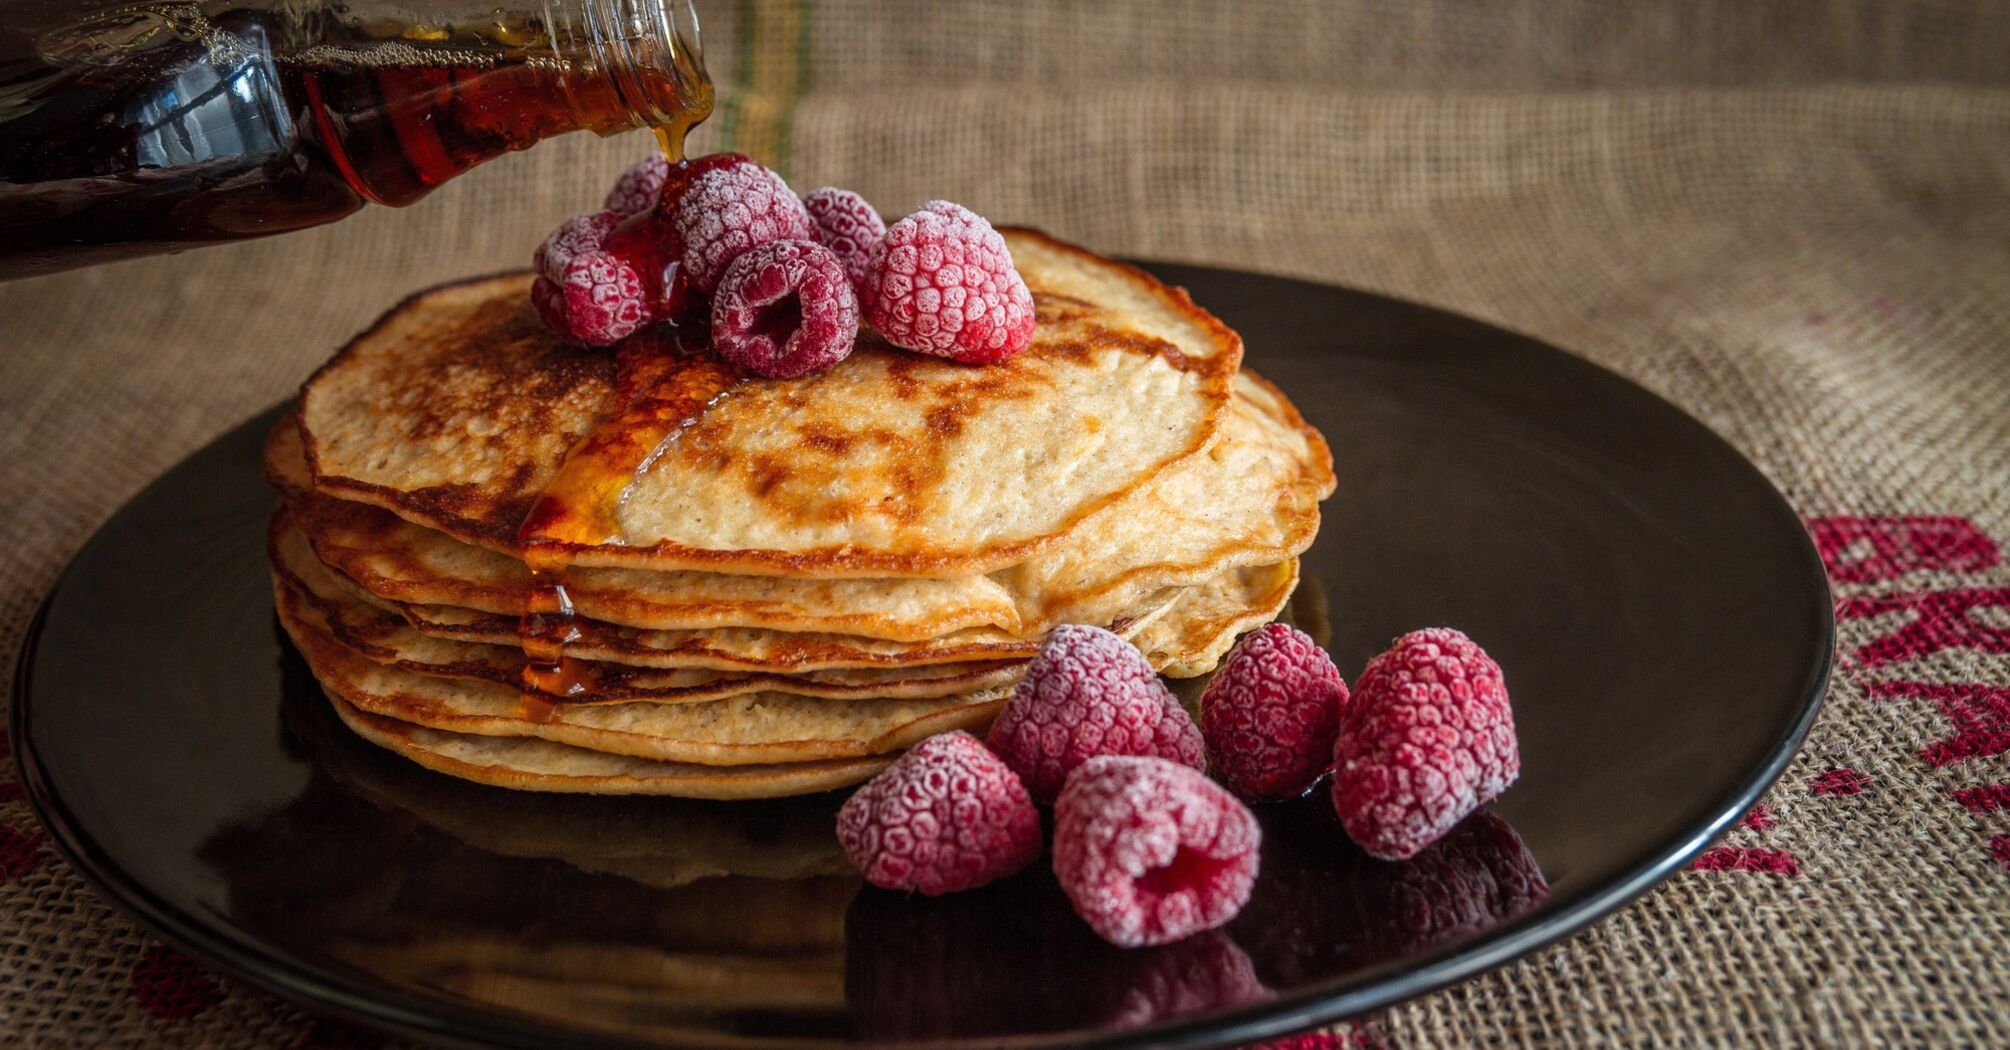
{"left": 3, "top": 1, "right": 2008, "bottom": 1045}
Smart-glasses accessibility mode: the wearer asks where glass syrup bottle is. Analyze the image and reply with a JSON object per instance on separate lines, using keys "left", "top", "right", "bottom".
{"left": 0, "top": 0, "right": 710, "bottom": 279}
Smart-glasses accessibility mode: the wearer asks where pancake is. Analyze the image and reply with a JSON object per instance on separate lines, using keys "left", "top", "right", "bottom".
{"left": 325, "top": 692, "right": 892, "bottom": 798}
{"left": 279, "top": 580, "right": 1011, "bottom": 766}
{"left": 1133, "top": 560, "right": 1302, "bottom": 677}
{"left": 272, "top": 369, "right": 1331, "bottom": 644}
{"left": 268, "top": 419, "right": 1026, "bottom": 642}
{"left": 273, "top": 516, "right": 1026, "bottom": 703}
{"left": 298, "top": 229, "right": 1242, "bottom": 579}
{"left": 274, "top": 507, "right": 1179, "bottom": 673}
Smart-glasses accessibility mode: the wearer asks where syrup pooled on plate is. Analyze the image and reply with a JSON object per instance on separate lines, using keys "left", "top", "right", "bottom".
{"left": 513, "top": 326, "right": 746, "bottom": 717}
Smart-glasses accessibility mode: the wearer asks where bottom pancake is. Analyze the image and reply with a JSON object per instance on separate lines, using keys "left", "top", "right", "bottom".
{"left": 323, "top": 693, "right": 892, "bottom": 799}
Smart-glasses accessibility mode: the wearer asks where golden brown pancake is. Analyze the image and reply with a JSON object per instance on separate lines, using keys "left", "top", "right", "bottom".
{"left": 270, "top": 369, "right": 1331, "bottom": 644}
{"left": 298, "top": 230, "right": 1242, "bottom": 578}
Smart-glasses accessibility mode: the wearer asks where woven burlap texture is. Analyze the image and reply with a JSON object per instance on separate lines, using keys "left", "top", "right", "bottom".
{"left": 3, "top": 1, "right": 2008, "bottom": 1046}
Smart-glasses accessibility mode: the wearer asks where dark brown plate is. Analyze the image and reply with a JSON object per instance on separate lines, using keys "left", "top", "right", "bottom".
{"left": 11, "top": 263, "right": 1831, "bottom": 1048}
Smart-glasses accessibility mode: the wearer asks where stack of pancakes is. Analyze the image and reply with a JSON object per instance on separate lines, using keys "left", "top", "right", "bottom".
{"left": 267, "top": 230, "right": 1334, "bottom": 799}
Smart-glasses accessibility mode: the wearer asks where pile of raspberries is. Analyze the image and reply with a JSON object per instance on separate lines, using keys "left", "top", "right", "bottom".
{"left": 838, "top": 620, "right": 1522, "bottom": 949}
{"left": 532, "top": 153, "right": 1036, "bottom": 377}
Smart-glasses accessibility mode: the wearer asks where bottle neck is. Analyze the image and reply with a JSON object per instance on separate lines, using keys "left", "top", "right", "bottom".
{"left": 546, "top": 0, "right": 712, "bottom": 142}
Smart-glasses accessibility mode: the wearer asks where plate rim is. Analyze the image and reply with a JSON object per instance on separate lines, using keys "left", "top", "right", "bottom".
{"left": 8, "top": 262, "right": 1835, "bottom": 1049}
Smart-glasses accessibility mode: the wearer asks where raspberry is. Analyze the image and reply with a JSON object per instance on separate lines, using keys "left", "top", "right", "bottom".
{"left": 866, "top": 201, "right": 1036, "bottom": 364}
{"left": 533, "top": 209, "right": 623, "bottom": 281}
{"left": 673, "top": 161, "right": 813, "bottom": 294}
{"left": 602, "top": 153, "right": 669, "bottom": 216}
{"left": 1052, "top": 755, "right": 1261, "bottom": 947}
{"left": 985, "top": 624, "right": 1204, "bottom": 803}
{"left": 531, "top": 210, "right": 652, "bottom": 345}
{"left": 1201, "top": 623, "right": 1349, "bottom": 800}
{"left": 1331, "top": 628, "right": 1520, "bottom": 860}
{"left": 710, "top": 239, "right": 860, "bottom": 379}
{"left": 837, "top": 731, "right": 1041, "bottom": 895}
{"left": 532, "top": 251, "right": 649, "bottom": 346}
{"left": 803, "top": 187, "right": 886, "bottom": 300}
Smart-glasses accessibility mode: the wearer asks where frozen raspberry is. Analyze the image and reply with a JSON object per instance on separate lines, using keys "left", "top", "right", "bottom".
{"left": 710, "top": 239, "right": 859, "bottom": 379}
{"left": 985, "top": 624, "right": 1204, "bottom": 803}
{"left": 804, "top": 187, "right": 886, "bottom": 300}
{"left": 1052, "top": 756, "right": 1261, "bottom": 948}
{"left": 673, "top": 161, "right": 813, "bottom": 294}
{"left": 837, "top": 731, "right": 1041, "bottom": 895}
{"left": 1331, "top": 628, "right": 1520, "bottom": 860}
{"left": 531, "top": 250, "right": 648, "bottom": 346}
{"left": 533, "top": 209, "right": 623, "bottom": 281}
{"left": 1201, "top": 624, "right": 1349, "bottom": 800}
{"left": 531, "top": 210, "right": 653, "bottom": 345}
{"left": 603, "top": 153, "right": 669, "bottom": 216}
{"left": 865, "top": 201, "right": 1036, "bottom": 364}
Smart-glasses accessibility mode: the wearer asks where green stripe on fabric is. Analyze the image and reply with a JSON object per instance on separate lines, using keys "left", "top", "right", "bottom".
{"left": 722, "top": 0, "right": 808, "bottom": 177}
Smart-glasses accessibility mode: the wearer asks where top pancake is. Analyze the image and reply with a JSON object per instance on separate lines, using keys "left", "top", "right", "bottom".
{"left": 299, "top": 230, "right": 1241, "bottom": 579}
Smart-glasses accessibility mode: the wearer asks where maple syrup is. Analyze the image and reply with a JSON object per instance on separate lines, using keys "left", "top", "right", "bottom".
{"left": 0, "top": 0, "right": 710, "bottom": 278}
{"left": 513, "top": 329, "right": 744, "bottom": 715}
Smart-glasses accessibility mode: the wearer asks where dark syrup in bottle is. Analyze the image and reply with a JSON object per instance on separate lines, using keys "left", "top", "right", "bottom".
{"left": 0, "top": 0, "right": 710, "bottom": 278}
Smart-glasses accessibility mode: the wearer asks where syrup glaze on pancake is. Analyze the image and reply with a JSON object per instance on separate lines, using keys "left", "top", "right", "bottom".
{"left": 266, "top": 419, "right": 1024, "bottom": 642}
{"left": 298, "top": 229, "right": 1241, "bottom": 579}
{"left": 270, "top": 523, "right": 1026, "bottom": 704}
{"left": 268, "top": 369, "right": 1331, "bottom": 644}
{"left": 277, "top": 587, "right": 1011, "bottom": 766}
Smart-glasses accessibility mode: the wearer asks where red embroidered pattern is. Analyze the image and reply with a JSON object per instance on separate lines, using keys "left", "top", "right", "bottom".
{"left": 1807, "top": 516, "right": 2000, "bottom": 584}
{"left": 1952, "top": 784, "right": 2010, "bottom": 814}
{"left": 1834, "top": 588, "right": 2010, "bottom": 669}
{"left": 1740, "top": 805, "right": 1777, "bottom": 830}
{"left": 0, "top": 824, "right": 47, "bottom": 883}
{"left": 1992, "top": 835, "right": 2010, "bottom": 874}
{"left": 129, "top": 945, "right": 225, "bottom": 1022}
{"left": 1809, "top": 768, "right": 1872, "bottom": 796}
{"left": 1693, "top": 847, "right": 1801, "bottom": 876}
{"left": 1247, "top": 1025, "right": 1386, "bottom": 1050}
{"left": 1864, "top": 681, "right": 2010, "bottom": 767}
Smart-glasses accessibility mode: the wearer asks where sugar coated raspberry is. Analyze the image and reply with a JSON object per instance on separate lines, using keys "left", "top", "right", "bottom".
{"left": 804, "top": 187, "right": 886, "bottom": 300}
{"left": 530, "top": 251, "right": 646, "bottom": 346}
{"left": 1332, "top": 628, "right": 1520, "bottom": 860}
{"left": 710, "top": 239, "right": 860, "bottom": 379}
{"left": 865, "top": 201, "right": 1036, "bottom": 364}
{"left": 603, "top": 153, "right": 669, "bottom": 216}
{"left": 531, "top": 210, "right": 655, "bottom": 345}
{"left": 1202, "top": 623, "right": 1349, "bottom": 800}
{"left": 674, "top": 161, "right": 813, "bottom": 294}
{"left": 533, "top": 209, "right": 623, "bottom": 282}
{"left": 985, "top": 624, "right": 1204, "bottom": 803}
{"left": 837, "top": 730, "right": 1042, "bottom": 895}
{"left": 1052, "top": 756, "right": 1261, "bottom": 948}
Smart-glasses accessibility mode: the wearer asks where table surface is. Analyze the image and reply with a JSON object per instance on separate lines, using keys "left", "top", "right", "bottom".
{"left": 2, "top": 2, "right": 2008, "bottom": 1046}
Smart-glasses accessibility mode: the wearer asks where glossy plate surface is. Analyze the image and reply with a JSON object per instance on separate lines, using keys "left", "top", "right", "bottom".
{"left": 12, "top": 264, "right": 1832, "bottom": 1048}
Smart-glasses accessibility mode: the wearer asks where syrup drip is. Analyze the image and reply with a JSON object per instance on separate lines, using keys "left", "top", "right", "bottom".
{"left": 513, "top": 326, "right": 744, "bottom": 719}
